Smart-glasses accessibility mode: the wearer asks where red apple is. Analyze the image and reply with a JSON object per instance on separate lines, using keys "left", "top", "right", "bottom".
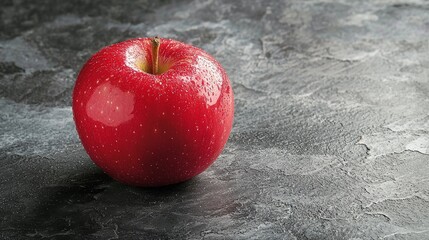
{"left": 72, "top": 37, "right": 234, "bottom": 187}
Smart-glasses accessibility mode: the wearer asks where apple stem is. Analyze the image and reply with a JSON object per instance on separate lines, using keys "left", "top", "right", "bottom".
{"left": 152, "top": 37, "right": 160, "bottom": 74}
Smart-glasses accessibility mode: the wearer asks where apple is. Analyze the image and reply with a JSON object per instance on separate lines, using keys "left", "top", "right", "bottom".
{"left": 72, "top": 37, "right": 234, "bottom": 187}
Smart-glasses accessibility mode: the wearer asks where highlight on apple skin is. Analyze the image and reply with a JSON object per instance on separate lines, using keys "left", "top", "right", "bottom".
{"left": 72, "top": 37, "right": 234, "bottom": 187}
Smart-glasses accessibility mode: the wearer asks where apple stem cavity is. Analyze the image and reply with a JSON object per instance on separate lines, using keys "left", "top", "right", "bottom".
{"left": 152, "top": 37, "right": 160, "bottom": 75}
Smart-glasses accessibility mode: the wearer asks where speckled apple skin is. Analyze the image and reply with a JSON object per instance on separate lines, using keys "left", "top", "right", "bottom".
{"left": 72, "top": 38, "right": 234, "bottom": 187}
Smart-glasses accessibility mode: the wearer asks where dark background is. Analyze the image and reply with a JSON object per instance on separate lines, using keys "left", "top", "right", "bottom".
{"left": 1, "top": 0, "right": 429, "bottom": 239}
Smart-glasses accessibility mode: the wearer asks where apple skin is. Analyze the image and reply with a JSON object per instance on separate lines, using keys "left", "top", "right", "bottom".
{"left": 72, "top": 38, "right": 234, "bottom": 187}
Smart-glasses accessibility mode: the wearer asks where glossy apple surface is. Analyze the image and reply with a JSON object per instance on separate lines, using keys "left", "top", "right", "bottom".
{"left": 72, "top": 38, "right": 234, "bottom": 187}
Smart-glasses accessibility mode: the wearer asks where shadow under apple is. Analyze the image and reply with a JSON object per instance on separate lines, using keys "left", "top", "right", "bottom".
{"left": 10, "top": 154, "right": 236, "bottom": 239}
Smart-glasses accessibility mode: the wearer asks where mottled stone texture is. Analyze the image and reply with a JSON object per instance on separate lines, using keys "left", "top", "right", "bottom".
{"left": 1, "top": 0, "right": 428, "bottom": 239}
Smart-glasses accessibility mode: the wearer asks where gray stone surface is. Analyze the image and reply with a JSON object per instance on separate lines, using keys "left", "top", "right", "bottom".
{"left": 1, "top": 0, "right": 428, "bottom": 239}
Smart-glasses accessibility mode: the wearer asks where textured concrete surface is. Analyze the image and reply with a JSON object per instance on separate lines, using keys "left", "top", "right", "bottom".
{"left": 1, "top": 0, "right": 429, "bottom": 239}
